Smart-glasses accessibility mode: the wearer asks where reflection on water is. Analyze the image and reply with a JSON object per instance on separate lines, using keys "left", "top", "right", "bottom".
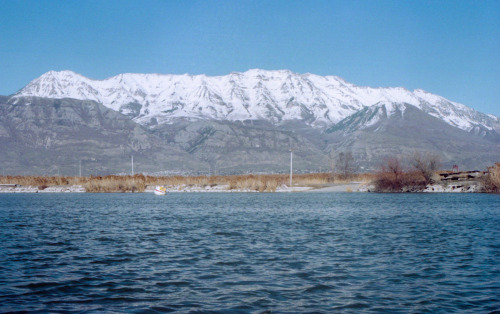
{"left": 0, "top": 193, "right": 499, "bottom": 312}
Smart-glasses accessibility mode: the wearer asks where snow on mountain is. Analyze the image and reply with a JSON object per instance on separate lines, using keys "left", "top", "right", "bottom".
{"left": 326, "top": 102, "right": 409, "bottom": 134}
{"left": 13, "top": 69, "right": 499, "bottom": 132}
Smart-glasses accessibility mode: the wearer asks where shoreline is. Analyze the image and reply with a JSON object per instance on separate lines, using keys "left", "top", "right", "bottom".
{"left": 0, "top": 181, "right": 487, "bottom": 193}
{"left": 0, "top": 185, "right": 86, "bottom": 193}
{"left": 2, "top": 170, "right": 494, "bottom": 194}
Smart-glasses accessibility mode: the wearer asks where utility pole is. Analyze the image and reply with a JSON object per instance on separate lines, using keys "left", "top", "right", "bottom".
{"left": 290, "top": 149, "right": 293, "bottom": 186}
{"left": 79, "top": 160, "right": 82, "bottom": 177}
{"left": 131, "top": 155, "right": 134, "bottom": 176}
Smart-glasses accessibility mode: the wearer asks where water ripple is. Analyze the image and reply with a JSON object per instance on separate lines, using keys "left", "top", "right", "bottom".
{"left": 0, "top": 193, "right": 499, "bottom": 312}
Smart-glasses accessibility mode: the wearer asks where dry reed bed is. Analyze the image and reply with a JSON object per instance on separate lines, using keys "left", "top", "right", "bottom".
{"left": 0, "top": 173, "right": 372, "bottom": 193}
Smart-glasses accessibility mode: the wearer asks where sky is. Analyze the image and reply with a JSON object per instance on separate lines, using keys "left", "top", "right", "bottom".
{"left": 1, "top": 0, "right": 499, "bottom": 115}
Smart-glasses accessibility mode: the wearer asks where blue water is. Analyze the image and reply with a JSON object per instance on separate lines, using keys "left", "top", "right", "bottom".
{"left": 0, "top": 193, "right": 499, "bottom": 313}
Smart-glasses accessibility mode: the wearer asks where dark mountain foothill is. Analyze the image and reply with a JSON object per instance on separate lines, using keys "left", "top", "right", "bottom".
{"left": 0, "top": 97, "right": 199, "bottom": 175}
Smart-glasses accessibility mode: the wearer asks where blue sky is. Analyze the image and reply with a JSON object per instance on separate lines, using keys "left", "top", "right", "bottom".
{"left": 1, "top": 0, "right": 499, "bottom": 115}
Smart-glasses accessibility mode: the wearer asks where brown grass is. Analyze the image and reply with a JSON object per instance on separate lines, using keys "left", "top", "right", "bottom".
{"left": 0, "top": 172, "right": 372, "bottom": 193}
{"left": 82, "top": 175, "right": 146, "bottom": 193}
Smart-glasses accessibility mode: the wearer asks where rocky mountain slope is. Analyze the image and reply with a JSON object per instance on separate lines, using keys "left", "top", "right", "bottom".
{"left": 152, "top": 119, "right": 329, "bottom": 174}
{"left": 0, "top": 97, "right": 200, "bottom": 175}
{"left": 1, "top": 97, "right": 332, "bottom": 175}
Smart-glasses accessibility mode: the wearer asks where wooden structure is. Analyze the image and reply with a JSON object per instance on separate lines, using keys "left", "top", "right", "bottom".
{"left": 438, "top": 170, "right": 484, "bottom": 181}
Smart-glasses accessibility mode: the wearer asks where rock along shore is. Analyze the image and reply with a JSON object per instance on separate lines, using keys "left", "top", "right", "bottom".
{"left": 358, "top": 181, "right": 484, "bottom": 193}
{"left": 0, "top": 185, "right": 86, "bottom": 193}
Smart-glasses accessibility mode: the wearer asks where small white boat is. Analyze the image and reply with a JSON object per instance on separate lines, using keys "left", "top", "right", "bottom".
{"left": 154, "top": 186, "right": 167, "bottom": 196}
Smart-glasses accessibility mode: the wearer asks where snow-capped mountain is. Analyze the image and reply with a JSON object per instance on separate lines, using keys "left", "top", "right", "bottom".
{"left": 13, "top": 69, "right": 499, "bottom": 132}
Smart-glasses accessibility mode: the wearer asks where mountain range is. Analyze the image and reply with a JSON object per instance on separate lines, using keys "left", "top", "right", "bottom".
{"left": 1, "top": 70, "right": 498, "bottom": 175}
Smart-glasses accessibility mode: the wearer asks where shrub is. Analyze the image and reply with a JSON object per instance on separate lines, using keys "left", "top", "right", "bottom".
{"left": 373, "top": 155, "right": 429, "bottom": 192}
{"left": 373, "top": 171, "right": 427, "bottom": 192}
{"left": 482, "top": 163, "right": 500, "bottom": 193}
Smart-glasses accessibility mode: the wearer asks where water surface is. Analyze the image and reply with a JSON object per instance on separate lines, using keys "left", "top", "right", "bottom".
{"left": 1, "top": 193, "right": 499, "bottom": 312}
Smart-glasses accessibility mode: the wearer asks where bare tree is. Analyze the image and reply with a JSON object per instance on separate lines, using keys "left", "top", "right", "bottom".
{"left": 410, "top": 152, "right": 440, "bottom": 183}
{"left": 336, "top": 151, "right": 356, "bottom": 179}
{"left": 385, "top": 157, "right": 403, "bottom": 183}
{"left": 328, "top": 148, "right": 336, "bottom": 180}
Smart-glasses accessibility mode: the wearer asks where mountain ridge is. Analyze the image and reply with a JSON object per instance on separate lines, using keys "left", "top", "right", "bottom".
{"left": 14, "top": 70, "right": 499, "bottom": 133}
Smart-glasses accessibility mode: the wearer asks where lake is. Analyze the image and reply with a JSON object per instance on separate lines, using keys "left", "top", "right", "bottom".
{"left": 0, "top": 193, "right": 499, "bottom": 312}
